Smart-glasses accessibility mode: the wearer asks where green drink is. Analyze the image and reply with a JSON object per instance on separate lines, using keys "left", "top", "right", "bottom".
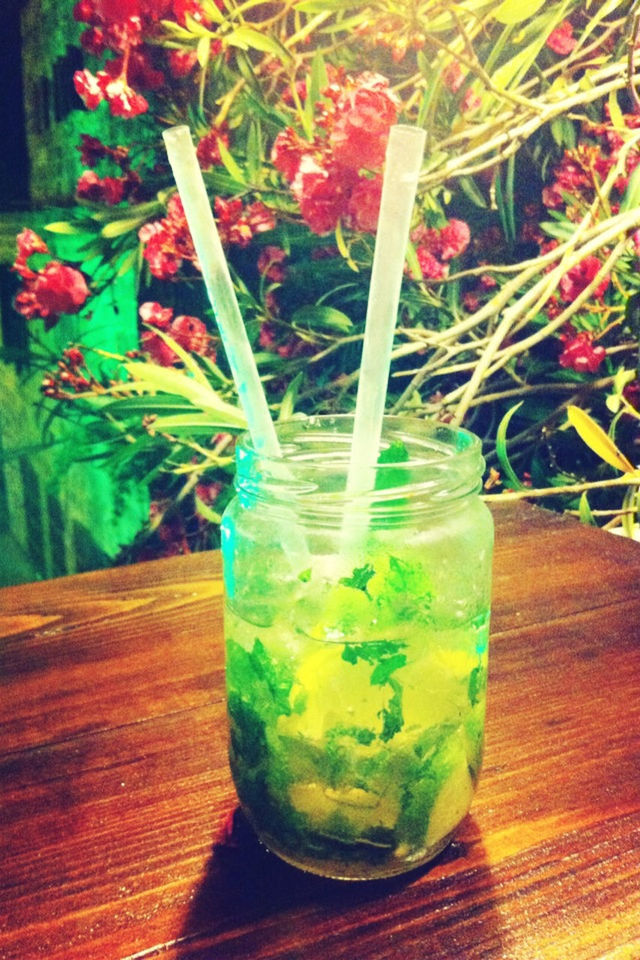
{"left": 222, "top": 416, "right": 493, "bottom": 880}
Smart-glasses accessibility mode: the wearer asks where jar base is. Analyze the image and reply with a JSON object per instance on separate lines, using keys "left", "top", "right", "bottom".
{"left": 253, "top": 826, "right": 459, "bottom": 882}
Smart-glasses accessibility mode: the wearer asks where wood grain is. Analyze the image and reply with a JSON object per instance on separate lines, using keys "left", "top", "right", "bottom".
{"left": 1, "top": 502, "right": 639, "bottom": 960}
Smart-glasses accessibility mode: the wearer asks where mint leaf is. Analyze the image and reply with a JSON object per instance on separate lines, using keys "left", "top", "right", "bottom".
{"left": 339, "top": 562, "right": 375, "bottom": 594}
{"left": 341, "top": 640, "right": 407, "bottom": 666}
{"left": 297, "top": 567, "right": 311, "bottom": 582}
{"left": 379, "top": 679, "right": 404, "bottom": 742}
{"left": 468, "top": 663, "right": 486, "bottom": 706}
{"left": 370, "top": 653, "right": 407, "bottom": 686}
{"left": 248, "top": 638, "right": 294, "bottom": 716}
{"left": 377, "top": 440, "right": 409, "bottom": 464}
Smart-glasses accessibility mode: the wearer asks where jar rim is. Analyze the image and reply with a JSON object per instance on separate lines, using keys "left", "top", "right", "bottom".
{"left": 234, "top": 415, "right": 484, "bottom": 513}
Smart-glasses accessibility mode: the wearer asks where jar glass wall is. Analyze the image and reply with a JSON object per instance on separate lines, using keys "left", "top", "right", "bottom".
{"left": 221, "top": 415, "right": 493, "bottom": 880}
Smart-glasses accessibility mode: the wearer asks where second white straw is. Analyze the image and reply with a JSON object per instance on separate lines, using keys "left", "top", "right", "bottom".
{"left": 162, "top": 125, "right": 280, "bottom": 459}
{"left": 346, "top": 124, "right": 426, "bottom": 493}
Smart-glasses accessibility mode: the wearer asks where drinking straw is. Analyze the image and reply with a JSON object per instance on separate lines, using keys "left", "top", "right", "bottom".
{"left": 162, "top": 125, "right": 280, "bottom": 459}
{"left": 346, "top": 124, "right": 426, "bottom": 494}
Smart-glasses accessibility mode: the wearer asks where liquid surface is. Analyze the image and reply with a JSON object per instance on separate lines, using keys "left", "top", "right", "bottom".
{"left": 225, "top": 552, "right": 488, "bottom": 880}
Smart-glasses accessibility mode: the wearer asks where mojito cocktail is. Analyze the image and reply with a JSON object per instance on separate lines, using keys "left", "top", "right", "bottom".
{"left": 222, "top": 416, "right": 493, "bottom": 879}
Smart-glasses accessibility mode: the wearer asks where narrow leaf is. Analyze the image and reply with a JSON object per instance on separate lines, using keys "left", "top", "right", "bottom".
{"left": 567, "top": 405, "right": 635, "bottom": 473}
{"left": 496, "top": 401, "right": 525, "bottom": 490}
{"left": 216, "top": 137, "right": 247, "bottom": 185}
{"left": 493, "top": 0, "right": 546, "bottom": 24}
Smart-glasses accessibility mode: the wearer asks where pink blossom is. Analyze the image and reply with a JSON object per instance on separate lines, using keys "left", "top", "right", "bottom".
{"left": 438, "top": 219, "right": 471, "bottom": 260}
{"left": 546, "top": 21, "right": 576, "bottom": 56}
{"left": 74, "top": 68, "right": 105, "bottom": 109}
{"left": 558, "top": 327, "right": 606, "bottom": 374}
{"left": 77, "top": 170, "right": 126, "bottom": 205}
{"left": 346, "top": 175, "right": 382, "bottom": 233}
{"left": 168, "top": 49, "right": 198, "bottom": 78}
{"left": 329, "top": 73, "right": 399, "bottom": 171}
{"left": 559, "top": 256, "right": 609, "bottom": 302}
{"left": 291, "top": 157, "right": 354, "bottom": 235}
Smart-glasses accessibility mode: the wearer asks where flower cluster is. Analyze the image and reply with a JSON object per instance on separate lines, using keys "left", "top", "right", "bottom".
{"left": 410, "top": 219, "right": 471, "bottom": 281}
{"left": 41, "top": 347, "right": 95, "bottom": 398}
{"left": 72, "top": 0, "right": 222, "bottom": 118}
{"left": 138, "top": 301, "right": 216, "bottom": 366}
{"left": 272, "top": 72, "right": 399, "bottom": 235}
{"left": 543, "top": 109, "right": 640, "bottom": 216}
{"left": 12, "top": 230, "right": 90, "bottom": 330}
{"left": 76, "top": 134, "right": 142, "bottom": 205}
{"left": 138, "top": 193, "right": 275, "bottom": 281}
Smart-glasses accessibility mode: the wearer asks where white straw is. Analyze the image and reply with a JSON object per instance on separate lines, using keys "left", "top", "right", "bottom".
{"left": 346, "top": 124, "right": 426, "bottom": 493}
{"left": 162, "top": 125, "right": 280, "bottom": 459}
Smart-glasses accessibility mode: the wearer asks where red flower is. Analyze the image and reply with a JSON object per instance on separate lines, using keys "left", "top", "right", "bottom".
{"left": 329, "top": 73, "right": 399, "bottom": 171}
{"left": 559, "top": 256, "right": 609, "bottom": 302}
{"left": 546, "top": 21, "right": 576, "bottom": 56}
{"left": 257, "top": 246, "right": 287, "bottom": 283}
{"left": 558, "top": 327, "right": 606, "bottom": 374}
{"left": 438, "top": 219, "right": 471, "bottom": 260}
{"left": 77, "top": 170, "right": 126, "bottom": 205}
{"left": 140, "top": 329, "right": 177, "bottom": 366}
{"left": 244, "top": 201, "right": 276, "bottom": 236}
{"left": 74, "top": 69, "right": 105, "bottom": 109}
{"left": 171, "top": 314, "right": 212, "bottom": 355}
{"left": 291, "top": 156, "right": 355, "bottom": 235}
{"left": 168, "top": 49, "right": 198, "bottom": 78}
{"left": 139, "top": 221, "right": 184, "bottom": 278}
{"left": 15, "top": 228, "right": 48, "bottom": 260}
{"left": 73, "top": 0, "right": 100, "bottom": 24}
{"left": 33, "top": 263, "right": 90, "bottom": 320}
{"left": 196, "top": 125, "right": 230, "bottom": 170}
{"left": 271, "top": 128, "right": 309, "bottom": 183}
{"left": 346, "top": 175, "right": 382, "bottom": 233}
{"left": 139, "top": 301, "right": 173, "bottom": 329}
{"left": 415, "top": 248, "right": 448, "bottom": 281}
{"left": 80, "top": 26, "right": 107, "bottom": 56}
{"left": 442, "top": 62, "right": 464, "bottom": 94}
{"left": 139, "top": 302, "right": 214, "bottom": 365}
{"left": 15, "top": 261, "right": 90, "bottom": 329}
{"left": 99, "top": 73, "right": 149, "bottom": 117}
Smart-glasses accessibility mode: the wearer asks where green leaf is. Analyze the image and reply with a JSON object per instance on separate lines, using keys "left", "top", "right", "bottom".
{"left": 45, "top": 221, "right": 85, "bottom": 235}
{"left": 291, "top": 304, "right": 353, "bottom": 333}
{"left": 216, "top": 137, "right": 247, "bottom": 185}
{"left": 457, "top": 176, "right": 488, "bottom": 209}
{"left": 578, "top": 492, "right": 596, "bottom": 526}
{"left": 496, "top": 401, "right": 525, "bottom": 490}
{"left": 151, "top": 412, "right": 241, "bottom": 433}
{"left": 377, "top": 440, "right": 409, "bottom": 465}
{"left": 339, "top": 563, "right": 375, "bottom": 594}
{"left": 226, "top": 26, "right": 293, "bottom": 65}
{"left": 278, "top": 371, "right": 303, "bottom": 421}
{"left": 379, "top": 679, "right": 404, "bottom": 742}
{"left": 493, "top": 0, "right": 546, "bottom": 24}
{"left": 124, "top": 361, "right": 247, "bottom": 426}
{"left": 101, "top": 216, "right": 147, "bottom": 238}
{"left": 148, "top": 328, "right": 212, "bottom": 389}
{"left": 197, "top": 33, "right": 211, "bottom": 68}
{"left": 370, "top": 654, "right": 407, "bottom": 687}
{"left": 195, "top": 494, "right": 223, "bottom": 525}
{"left": 620, "top": 162, "right": 640, "bottom": 214}
{"left": 246, "top": 117, "right": 263, "bottom": 184}
{"left": 567, "top": 405, "right": 636, "bottom": 474}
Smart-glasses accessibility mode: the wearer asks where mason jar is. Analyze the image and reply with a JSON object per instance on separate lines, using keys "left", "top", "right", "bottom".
{"left": 221, "top": 415, "right": 493, "bottom": 880}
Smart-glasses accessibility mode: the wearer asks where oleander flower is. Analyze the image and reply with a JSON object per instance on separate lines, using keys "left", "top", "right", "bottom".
{"left": 559, "top": 256, "right": 610, "bottom": 302}
{"left": 558, "top": 327, "right": 606, "bottom": 374}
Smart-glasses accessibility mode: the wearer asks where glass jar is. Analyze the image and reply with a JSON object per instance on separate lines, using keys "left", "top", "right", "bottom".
{"left": 221, "top": 415, "right": 493, "bottom": 880}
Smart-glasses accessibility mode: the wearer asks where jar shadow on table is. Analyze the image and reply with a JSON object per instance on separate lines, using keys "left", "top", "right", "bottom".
{"left": 173, "top": 808, "right": 507, "bottom": 959}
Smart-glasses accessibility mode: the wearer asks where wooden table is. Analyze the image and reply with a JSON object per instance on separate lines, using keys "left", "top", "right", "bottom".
{"left": 1, "top": 502, "right": 640, "bottom": 960}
